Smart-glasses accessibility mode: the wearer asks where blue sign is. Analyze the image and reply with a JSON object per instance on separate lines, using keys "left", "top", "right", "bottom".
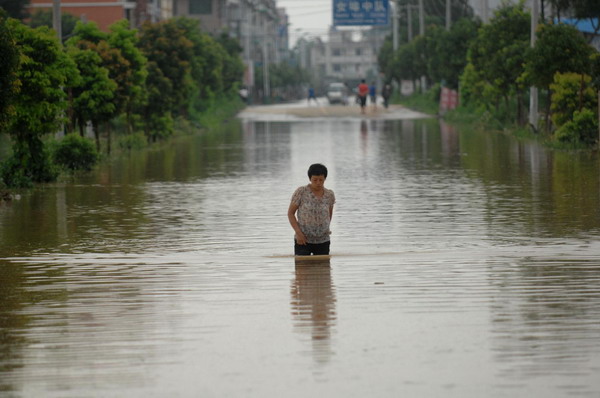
{"left": 333, "top": 0, "right": 389, "bottom": 26}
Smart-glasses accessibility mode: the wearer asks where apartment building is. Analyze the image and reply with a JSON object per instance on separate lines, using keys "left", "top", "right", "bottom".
{"left": 309, "top": 27, "right": 386, "bottom": 88}
{"left": 27, "top": 0, "right": 175, "bottom": 31}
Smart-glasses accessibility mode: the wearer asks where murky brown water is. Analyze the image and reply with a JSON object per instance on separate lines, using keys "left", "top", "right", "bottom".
{"left": 1, "top": 107, "right": 600, "bottom": 397}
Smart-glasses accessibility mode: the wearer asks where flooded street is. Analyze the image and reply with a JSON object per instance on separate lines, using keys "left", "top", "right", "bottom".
{"left": 1, "top": 102, "right": 600, "bottom": 397}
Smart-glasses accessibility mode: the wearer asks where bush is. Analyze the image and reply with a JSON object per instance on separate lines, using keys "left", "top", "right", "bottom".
{"left": 550, "top": 72, "right": 597, "bottom": 128}
{"left": 118, "top": 132, "right": 147, "bottom": 151}
{"left": 1, "top": 141, "right": 58, "bottom": 188}
{"left": 52, "top": 134, "right": 99, "bottom": 171}
{"left": 554, "top": 108, "right": 598, "bottom": 146}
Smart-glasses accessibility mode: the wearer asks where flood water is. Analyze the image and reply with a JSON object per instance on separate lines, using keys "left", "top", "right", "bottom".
{"left": 1, "top": 106, "right": 600, "bottom": 397}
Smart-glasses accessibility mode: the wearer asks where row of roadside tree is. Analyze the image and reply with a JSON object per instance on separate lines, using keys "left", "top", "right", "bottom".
{"left": 0, "top": 12, "right": 245, "bottom": 188}
{"left": 378, "top": 1, "right": 600, "bottom": 147}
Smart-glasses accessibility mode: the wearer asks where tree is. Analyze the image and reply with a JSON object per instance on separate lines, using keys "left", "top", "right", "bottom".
{"left": 465, "top": 2, "right": 530, "bottom": 123}
{"left": 524, "top": 23, "right": 593, "bottom": 90}
{"left": 2, "top": 20, "right": 77, "bottom": 186}
{"left": 29, "top": 9, "right": 79, "bottom": 39}
{"left": 523, "top": 23, "right": 594, "bottom": 130}
{"left": 137, "top": 19, "right": 194, "bottom": 138}
{"left": 550, "top": 72, "right": 597, "bottom": 127}
{"left": 66, "top": 45, "right": 116, "bottom": 149}
{"left": 0, "top": 13, "right": 19, "bottom": 132}
{"left": 0, "top": 0, "right": 30, "bottom": 20}
{"left": 428, "top": 18, "right": 479, "bottom": 89}
{"left": 215, "top": 32, "right": 244, "bottom": 93}
{"left": 108, "top": 20, "right": 147, "bottom": 134}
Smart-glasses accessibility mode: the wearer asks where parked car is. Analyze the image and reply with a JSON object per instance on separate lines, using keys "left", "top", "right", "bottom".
{"left": 326, "top": 83, "right": 349, "bottom": 105}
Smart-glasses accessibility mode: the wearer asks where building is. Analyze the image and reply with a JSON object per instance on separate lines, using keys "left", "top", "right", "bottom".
{"left": 172, "top": 0, "right": 286, "bottom": 93}
{"left": 308, "top": 26, "right": 386, "bottom": 89}
{"left": 27, "top": 0, "right": 174, "bottom": 31}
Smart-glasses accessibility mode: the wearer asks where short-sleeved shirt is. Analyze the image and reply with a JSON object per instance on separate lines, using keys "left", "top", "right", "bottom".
{"left": 358, "top": 83, "right": 369, "bottom": 97}
{"left": 291, "top": 185, "right": 336, "bottom": 244}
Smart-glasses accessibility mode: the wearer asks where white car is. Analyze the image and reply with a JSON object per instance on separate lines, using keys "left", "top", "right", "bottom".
{"left": 326, "top": 83, "right": 349, "bottom": 105}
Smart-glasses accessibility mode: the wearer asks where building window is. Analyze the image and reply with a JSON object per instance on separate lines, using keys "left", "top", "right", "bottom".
{"left": 333, "top": 64, "right": 341, "bottom": 72}
{"left": 355, "top": 48, "right": 361, "bottom": 56}
{"left": 332, "top": 48, "right": 341, "bottom": 56}
{"left": 190, "top": 0, "right": 212, "bottom": 15}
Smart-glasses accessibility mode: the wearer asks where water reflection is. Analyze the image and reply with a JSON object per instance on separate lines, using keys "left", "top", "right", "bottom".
{"left": 490, "top": 256, "right": 600, "bottom": 392}
{"left": 2, "top": 113, "right": 600, "bottom": 396}
{"left": 290, "top": 257, "right": 336, "bottom": 364}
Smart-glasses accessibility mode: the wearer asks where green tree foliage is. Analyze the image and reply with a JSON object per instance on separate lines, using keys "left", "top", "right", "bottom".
{"left": 66, "top": 45, "right": 116, "bottom": 144}
{"left": 0, "top": 14, "right": 19, "bottom": 131}
{"left": 0, "top": 0, "right": 29, "bottom": 20}
{"left": 554, "top": 108, "right": 598, "bottom": 145}
{"left": 429, "top": 19, "right": 479, "bottom": 89}
{"left": 173, "top": 17, "right": 224, "bottom": 105}
{"left": 67, "top": 21, "right": 133, "bottom": 150}
{"left": 395, "top": 0, "right": 474, "bottom": 42}
{"left": 138, "top": 19, "right": 194, "bottom": 116}
{"left": 550, "top": 72, "right": 597, "bottom": 127}
{"left": 215, "top": 32, "right": 244, "bottom": 93}
{"left": 52, "top": 133, "right": 98, "bottom": 171}
{"left": 523, "top": 23, "right": 593, "bottom": 90}
{"left": 522, "top": 22, "right": 595, "bottom": 131}
{"left": 29, "top": 9, "right": 79, "bottom": 39}
{"left": 463, "top": 2, "right": 530, "bottom": 122}
{"left": 2, "top": 20, "right": 76, "bottom": 186}
{"left": 108, "top": 20, "right": 147, "bottom": 133}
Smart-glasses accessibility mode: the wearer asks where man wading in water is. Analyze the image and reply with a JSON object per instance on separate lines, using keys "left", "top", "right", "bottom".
{"left": 288, "top": 163, "right": 336, "bottom": 256}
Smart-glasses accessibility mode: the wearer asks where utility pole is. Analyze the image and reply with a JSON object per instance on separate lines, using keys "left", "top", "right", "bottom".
{"left": 393, "top": 0, "right": 398, "bottom": 50}
{"left": 446, "top": 0, "right": 451, "bottom": 31}
{"left": 52, "top": 0, "right": 62, "bottom": 43}
{"left": 262, "top": 17, "right": 270, "bottom": 102}
{"left": 407, "top": 4, "right": 413, "bottom": 42}
{"left": 529, "top": 0, "right": 539, "bottom": 130}
{"left": 481, "top": 0, "right": 489, "bottom": 23}
{"left": 418, "top": 0, "right": 426, "bottom": 91}
{"left": 418, "top": 0, "right": 424, "bottom": 36}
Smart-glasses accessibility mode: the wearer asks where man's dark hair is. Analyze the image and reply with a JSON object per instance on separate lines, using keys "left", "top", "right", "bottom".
{"left": 307, "top": 163, "right": 328, "bottom": 179}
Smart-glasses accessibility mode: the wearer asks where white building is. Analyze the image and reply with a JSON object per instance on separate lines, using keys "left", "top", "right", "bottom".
{"left": 309, "top": 27, "right": 387, "bottom": 88}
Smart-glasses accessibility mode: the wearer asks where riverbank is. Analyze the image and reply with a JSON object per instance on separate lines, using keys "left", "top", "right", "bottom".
{"left": 395, "top": 91, "right": 597, "bottom": 151}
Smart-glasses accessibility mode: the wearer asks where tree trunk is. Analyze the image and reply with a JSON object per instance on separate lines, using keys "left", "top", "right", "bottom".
{"left": 92, "top": 121, "right": 101, "bottom": 152}
{"left": 545, "top": 89, "right": 552, "bottom": 133}
{"left": 106, "top": 123, "right": 112, "bottom": 155}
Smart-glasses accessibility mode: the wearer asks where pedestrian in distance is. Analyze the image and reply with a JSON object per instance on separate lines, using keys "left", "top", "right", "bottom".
{"left": 382, "top": 83, "right": 392, "bottom": 109}
{"left": 239, "top": 86, "right": 249, "bottom": 104}
{"left": 357, "top": 79, "right": 369, "bottom": 114}
{"left": 307, "top": 87, "right": 319, "bottom": 105}
{"left": 288, "top": 163, "right": 336, "bottom": 256}
{"left": 369, "top": 81, "right": 377, "bottom": 109}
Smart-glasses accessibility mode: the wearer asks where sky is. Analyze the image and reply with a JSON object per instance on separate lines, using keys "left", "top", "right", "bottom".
{"left": 277, "top": 0, "right": 333, "bottom": 46}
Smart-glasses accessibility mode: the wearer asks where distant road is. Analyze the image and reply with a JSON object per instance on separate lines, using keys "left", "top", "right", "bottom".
{"left": 238, "top": 98, "right": 432, "bottom": 121}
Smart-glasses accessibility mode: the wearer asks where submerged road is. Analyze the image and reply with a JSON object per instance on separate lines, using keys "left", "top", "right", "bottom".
{"left": 239, "top": 98, "right": 431, "bottom": 120}
{"left": 2, "top": 100, "right": 600, "bottom": 397}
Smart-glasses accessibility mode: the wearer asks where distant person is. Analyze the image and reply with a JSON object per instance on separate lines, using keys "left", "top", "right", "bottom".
{"left": 382, "top": 83, "right": 392, "bottom": 108}
{"left": 288, "top": 163, "right": 336, "bottom": 256}
{"left": 369, "top": 82, "right": 377, "bottom": 109}
{"left": 357, "top": 80, "right": 369, "bottom": 114}
{"left": 307, "top": 87, "right": 319, "bottom": 105}
{"left": 238, "top": 86, "right": 249, "bottom": 103}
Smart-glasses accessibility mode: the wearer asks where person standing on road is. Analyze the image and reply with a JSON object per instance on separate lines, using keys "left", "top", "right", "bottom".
{"left": 382, "top": 83, "right": 392, "bottom": 108}
{"left": 307, "top": 87, "right": 319, "bottom": 105}
{"left": 357, "top": 80, "right": 369, "bottom": 114}
{"left": 288, "top": 163, "right": 336, "bottom": 256}
{"left": 369, "top": 81, "right": 377, "bottom": 110}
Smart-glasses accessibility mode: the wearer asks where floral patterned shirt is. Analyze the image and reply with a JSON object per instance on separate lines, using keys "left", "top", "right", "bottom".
{"left": 291, "top": 185, "right": 336, "bottom": 244}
